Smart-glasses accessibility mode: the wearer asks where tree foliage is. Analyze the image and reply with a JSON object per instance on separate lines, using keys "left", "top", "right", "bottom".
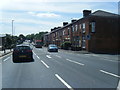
{"left": 26, "top": 32, "right": 48, "bottom": 41}
{"left": 2, "top": 31, "right": 48, "bottom": 50}
{"left": 61, "top": 41, "right": 71, "bottom": 50}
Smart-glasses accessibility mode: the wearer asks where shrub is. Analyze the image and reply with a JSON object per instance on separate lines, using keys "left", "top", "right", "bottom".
{"left": 60, "top": 41, "right": 71, "bottom": 50}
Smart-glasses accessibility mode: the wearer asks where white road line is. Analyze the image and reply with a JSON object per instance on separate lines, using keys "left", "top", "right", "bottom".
{"left": 0, "top": 53, "right": 12, "bottom": 59}
{"left": 46, "top": 55, "right": 52, "bottom": 58}
{"left": 33, "top": 52, "right": 37, "bottom": 56}
{"left": 55, "top": 55, "right": 61, "bottom": 58}
{"left": 100, "top": 70, "right": 120, "bottom": 78}
{"left": 117, "top": 80, "right": 120, "bottom": 90}
{"left": 37, "top": 56, "right": 40, "bottom": 59}
{"left": 66, "top": 59, "right": 84, "bottom": 66}
{"left": 33, "top": 52, "right": 40, "bottom": 59}
{"left": 41, "top": 60, "right": 49, "bottom": 68}
{"left": 55, "top": 74, "right": 73, "bottom": 90}
{"left": 3, "top": 57, "right": 10, "bottom": 62}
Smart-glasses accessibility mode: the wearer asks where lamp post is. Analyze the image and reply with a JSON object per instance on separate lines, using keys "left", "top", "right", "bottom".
{"left": 12, "top": 20, "right": 14, "bottom": 37}
{"left": 12, "top": 20, "right": 14, "bottom": 49}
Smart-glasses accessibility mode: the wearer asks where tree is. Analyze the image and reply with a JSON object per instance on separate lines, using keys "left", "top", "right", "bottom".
{"left": 18, "top": 34, "right": 26, "bottom": 43}
{"left": 5, "top": 34, "right": 12, "bottom": 49}
{"left": 60, "top": 41, "right": 71, "bottom": 50}
{"left": 26, "top": 34, "right": 35, "bottom": 41}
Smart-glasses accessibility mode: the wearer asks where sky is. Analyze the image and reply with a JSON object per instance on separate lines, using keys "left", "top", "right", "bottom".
{"left": 0, "top": 0, "right": 119, "bottom": 36}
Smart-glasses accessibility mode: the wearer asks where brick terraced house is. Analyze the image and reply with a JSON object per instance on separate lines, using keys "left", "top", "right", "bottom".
{"left": 44, "top": 10, "right": 120, "bottom": 54}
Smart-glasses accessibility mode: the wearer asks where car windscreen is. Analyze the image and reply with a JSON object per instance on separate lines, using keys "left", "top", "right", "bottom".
{"left": 49, "top": 45, "right": 57, "bottom": 47}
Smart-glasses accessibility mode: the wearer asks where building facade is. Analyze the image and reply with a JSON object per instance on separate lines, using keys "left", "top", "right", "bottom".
{"left": 44, "top": 10, "right": 120, "bottom": 53}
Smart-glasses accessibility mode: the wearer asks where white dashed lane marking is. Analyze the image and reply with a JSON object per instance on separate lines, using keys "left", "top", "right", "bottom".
{"left": 100, "top": 70, "right": 120, "bottom": 78}
{"left": 55, "top": 55, "right": 62, "bottom": 58}
{"left": 66, "top": 59, "right": 84, "bottom": 66}
{"left": 46, "top": 55, "right": 52, "bottom": 58}
{"left": 41, "top": 60, "right": 49, "bottom": 68}
{"left": 3, "top": 57, "right": 10, "bottom": 62}
{"left": 33, "top": 52, "right": 40, "bottom": 59}
{"left": 55, "top": 74, "right": 73, "bottom": 90}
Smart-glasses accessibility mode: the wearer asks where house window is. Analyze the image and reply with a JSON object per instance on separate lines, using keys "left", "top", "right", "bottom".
{"left": 82, "top": 23, "right": 85, "bottom": 33}
{"left": 83, "top": 23, "right": 85, "bottom": 29}
{"left": 63, "top": 30, "right": 65, "bottom": 35}
{"left": 75, "top": 25, "right": 78, "bottom": 31}
{"left": 91, "top": 22, "right": 95, "bottom": 32}
{"left": 68, "top": 28, "right": 70, "bottom": 35}
{"left": 79, "top": 24, "right": 81, "bottom": 29}
{"left": 72, "top": 26, "right": 74, "bottom": 32}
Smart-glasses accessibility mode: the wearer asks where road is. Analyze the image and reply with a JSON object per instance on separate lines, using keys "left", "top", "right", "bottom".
{"left": 1, "top": 45, "right": 120, "bottom": 89}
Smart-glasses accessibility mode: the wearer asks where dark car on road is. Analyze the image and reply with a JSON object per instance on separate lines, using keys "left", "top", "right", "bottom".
{"left": 48, "top": 44, "right": 58, "bottom": 52}
{"left": 34, "top": 40, "right": 43, "bottom": 48}
{"left": 12, "top": 45, "right": 34, "bottom": 63}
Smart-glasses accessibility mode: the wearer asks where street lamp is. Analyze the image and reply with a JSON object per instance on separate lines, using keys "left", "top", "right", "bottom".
{"left": 12, "top": 20, "right": 14, "bottom": 49}
{"left": 12, "top": 20, "right": 14, "bottom": 37}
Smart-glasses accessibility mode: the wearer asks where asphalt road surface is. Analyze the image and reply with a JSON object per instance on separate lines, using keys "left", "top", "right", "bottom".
{"left": 1, "top": 45, "right": 120, "bottom": 89}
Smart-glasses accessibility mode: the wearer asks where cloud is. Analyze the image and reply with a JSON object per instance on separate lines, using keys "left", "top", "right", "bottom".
{"left": 36, "top": 12, "right": 61, "bottom": 18}
{"left": 0, "top": 16, "right": 62, "bottom": 35}
{"left": 1, "top": 1, "right": 117, "bottom": 13}
{"left": 1, "top": 1, "right": 118, "bottom": 36}
{"left": 27, "top": 12, "right": 35, "bottom": 15}
{"left": 28, "top": 12, "right": 61, "bottom": 18}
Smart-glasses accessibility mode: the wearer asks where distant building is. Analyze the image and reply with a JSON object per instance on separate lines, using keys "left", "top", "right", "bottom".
{"left": 44, "top": 10, "right": 120, "bottom": 54}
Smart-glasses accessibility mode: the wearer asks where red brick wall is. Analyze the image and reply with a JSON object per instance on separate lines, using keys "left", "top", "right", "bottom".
{"left": 88, "top": 16, "right": 120, "bottom": 53}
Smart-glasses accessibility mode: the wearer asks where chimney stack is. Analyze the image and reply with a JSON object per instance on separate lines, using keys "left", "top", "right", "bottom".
{"left": 71, "top": 19, "right": 77, "bottom": 23}
{"left": 51, "top": 27, "right": 61, "bottom": 31}
{"left": 63, "top": 22, "right": 68, "bottom": 26}
{"left": 83, "top": 10, "right": 91, "bottom": 17}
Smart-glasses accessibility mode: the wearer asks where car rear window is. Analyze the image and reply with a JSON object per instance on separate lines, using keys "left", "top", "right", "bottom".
{"left": 15, "top": 46, "right": 31, "bottom": 50}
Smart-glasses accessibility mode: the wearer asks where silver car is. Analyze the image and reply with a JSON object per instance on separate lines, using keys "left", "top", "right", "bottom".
{"left": 48, "top": 44, "right": 58, "bottom": 52}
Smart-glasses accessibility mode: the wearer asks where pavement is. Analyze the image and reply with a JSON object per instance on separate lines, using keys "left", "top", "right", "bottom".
{"left": 0, "top": 49, "right": 12, "bottom": 57}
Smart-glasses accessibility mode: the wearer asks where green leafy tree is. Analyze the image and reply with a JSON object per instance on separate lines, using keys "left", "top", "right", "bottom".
{"left": 61, "top": 41, "right": 71, "bottom": 50}
{"left": 5, "top": 34, "right": 12, "bottom": 49}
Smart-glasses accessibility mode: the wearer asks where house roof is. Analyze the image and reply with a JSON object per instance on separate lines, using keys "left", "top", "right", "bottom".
{"left": 45, "top": 10, "right": 119, "bottom": 35}
{"left": 91, "top": 10, "right": 119, "bottom": 17}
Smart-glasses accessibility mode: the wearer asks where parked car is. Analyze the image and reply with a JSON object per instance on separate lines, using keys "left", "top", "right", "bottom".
{"left": 12, "top": 45, "right": 34, "bottom": 63}
{"left": 48, "top": 44, "right": 58, "bottom": 52}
